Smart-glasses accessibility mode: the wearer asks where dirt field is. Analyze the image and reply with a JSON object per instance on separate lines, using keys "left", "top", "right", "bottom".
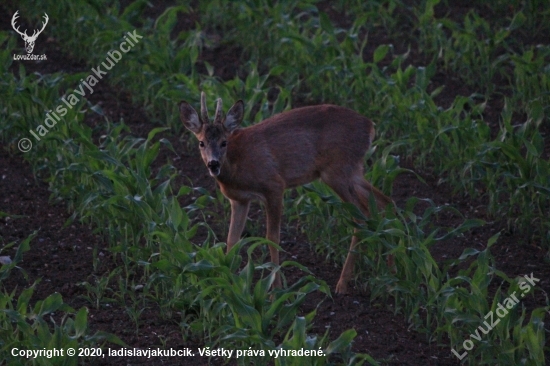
{"left": 1, "top": 1, "right": 549, "bottom": 365}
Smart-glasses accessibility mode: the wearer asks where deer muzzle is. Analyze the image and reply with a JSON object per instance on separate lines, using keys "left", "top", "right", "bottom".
{"left": 207, "top": 160, "right": 221, "bottom": 176}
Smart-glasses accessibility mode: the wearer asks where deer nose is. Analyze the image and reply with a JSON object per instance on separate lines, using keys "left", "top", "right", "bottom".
{"left": 207, "top": 160, "right": 220, "bottom": 170}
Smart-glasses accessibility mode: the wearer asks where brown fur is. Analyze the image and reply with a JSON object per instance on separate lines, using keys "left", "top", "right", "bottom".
{"left": 180, "top": 95, "right": 393, "bottom": 294}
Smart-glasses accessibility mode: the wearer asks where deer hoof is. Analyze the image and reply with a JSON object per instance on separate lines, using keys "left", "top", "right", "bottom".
{"left": 335, "top": 280, "right": 349, "bottom": 295}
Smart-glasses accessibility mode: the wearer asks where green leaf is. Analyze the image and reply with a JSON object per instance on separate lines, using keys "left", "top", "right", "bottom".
{"left": 269, "top": 65, "right": 286, "bottom": 77}
{"left": 151, "top": 259, "right": 175, "bottom": 272}
{"left": 325, "top": 329, "right": 356, "bottom": 354}
{"left": 74, "top": 307, "right": 88, "bottom": 338}
{"left": 183, "top": 260, "right": 217, "bottom": 273}
{"left": 486, "top": 232, "right": 501, "bottom": 248}
{"left": 319, "top": 12, "right": 334, "bottom": 33}
{"left": 0, "top": 211, "right": 27, "bottom": 219}
{"left": 373, "top": 44, "right": 389, "bottom": 63}
{"left": 14, "top": 231, "right": 35, "bottom": 264}
{"left": 527, "top": 99, "right": 544, "bottom": 128}
{"left": 86, "top": 331, "right": 127, "bottom": 346}
{"left": 458, "top": 248, "right": 480, "bottom": 260}
{"left": 154, "top": 6, "right": 186, "bottom": 35}
{"left": 177, "top": 185, "right": 192, "bottom": 197}
{"left": 87, "top": 151, "right": 123, "bottom": 168}
{"left": 509, "top": 11, "right": 526, "bottom": 31}
{"left": 16, "top": 286, "right": 35, "bottom": 315}
{"left": 147, "top": 127, "right": 170, "bottom": 142}
{"left": 36, "top": 293, "right": 64, "bottom": 317}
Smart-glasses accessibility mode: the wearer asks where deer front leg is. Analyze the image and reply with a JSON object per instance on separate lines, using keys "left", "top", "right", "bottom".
{"left": 265, "top": 193, "right": 283, "bottom": 289}
{"left": 227, "top": 199, "right": 250, "bottom": 252}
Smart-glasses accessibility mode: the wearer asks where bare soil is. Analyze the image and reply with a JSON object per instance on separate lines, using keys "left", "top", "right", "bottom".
{"left": 1, "top": 2, "right": 548, "bottom": 365}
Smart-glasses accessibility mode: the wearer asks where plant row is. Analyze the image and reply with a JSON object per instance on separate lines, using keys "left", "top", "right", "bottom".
{"left": 2, "top": 0, "right": 549, "bottom": 364}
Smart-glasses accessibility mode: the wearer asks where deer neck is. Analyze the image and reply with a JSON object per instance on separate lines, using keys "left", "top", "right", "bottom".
{"left": 214, "top": 158, "right": 234, "bottom": 185}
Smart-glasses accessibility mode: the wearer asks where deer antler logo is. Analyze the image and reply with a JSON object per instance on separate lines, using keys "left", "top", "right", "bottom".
{"left": 11, "top": 11, "right": 49, "bottom": 54}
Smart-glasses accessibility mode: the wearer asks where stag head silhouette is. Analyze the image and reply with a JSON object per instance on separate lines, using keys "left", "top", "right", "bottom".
{"left": 11, "top": 11, "right": 49, "bottom": 54}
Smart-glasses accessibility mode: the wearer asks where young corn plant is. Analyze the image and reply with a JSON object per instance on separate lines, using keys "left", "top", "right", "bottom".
{"left": 440, "top": 235, "right": 547, "bottom": 364}
{"left": 1, "top": 288, "right": 124, "bottom": 366}
{"left": 0, "top": 233, "right": 124, "bottom": 365}
{"left": 182, "top": 238, "right": 375, "bottom": 365}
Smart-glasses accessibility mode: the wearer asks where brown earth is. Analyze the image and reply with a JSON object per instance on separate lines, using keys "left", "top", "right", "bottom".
{"left": 1, "top": 2, "right": 549, "bottom": 365}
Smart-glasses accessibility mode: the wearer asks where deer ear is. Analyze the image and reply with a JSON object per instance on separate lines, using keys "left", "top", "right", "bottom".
{"left": 179, "top": 101, "right": 202, "bottom": 134}
{"left": 224, "top": 100, "right": 244, "bottom": 132}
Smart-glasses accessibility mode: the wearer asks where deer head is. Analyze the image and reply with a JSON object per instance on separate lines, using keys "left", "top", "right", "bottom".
{"left": 11, "top": 11, "right": 49, "bottom": 54}
{"left": 179, "top": 92, "right": 244, "bottom": 177}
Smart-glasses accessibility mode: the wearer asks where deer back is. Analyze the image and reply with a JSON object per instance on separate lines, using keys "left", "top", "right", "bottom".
{"left": 220, "top": 104, "right": 374, "bottom": 191}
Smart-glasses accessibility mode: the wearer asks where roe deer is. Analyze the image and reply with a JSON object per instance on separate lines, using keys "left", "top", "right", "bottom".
{"left": 179, "top": 92, "right": 393, "bottom": 294}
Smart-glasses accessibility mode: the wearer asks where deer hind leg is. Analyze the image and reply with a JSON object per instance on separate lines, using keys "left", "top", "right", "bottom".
{"left": 264, "top": 192, "right": 284, "bottom": 289}
{"left": 323, "top": 171, "right": 391, "bottom": 294}
{"left": 227, "top": 199, "right": 250, "bottom": 252}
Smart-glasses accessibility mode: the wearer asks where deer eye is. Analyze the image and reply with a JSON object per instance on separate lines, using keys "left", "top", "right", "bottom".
{"left": 199, "top": 141, "right": 205, "bottom": 148}
{"left": 220, "top": 141, "right": 227, "bottom": 148}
